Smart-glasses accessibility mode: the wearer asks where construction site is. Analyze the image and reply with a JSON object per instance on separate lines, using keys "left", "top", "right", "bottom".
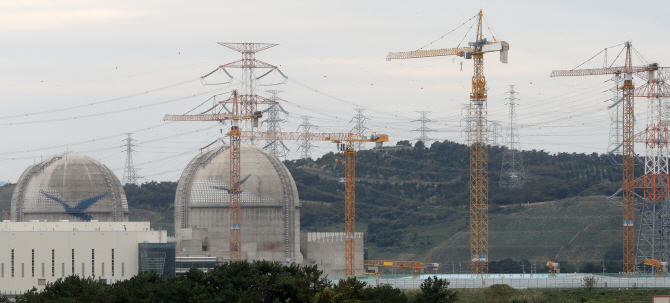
{"left": 2, "top": 3, "right": 670, "bottom": 294}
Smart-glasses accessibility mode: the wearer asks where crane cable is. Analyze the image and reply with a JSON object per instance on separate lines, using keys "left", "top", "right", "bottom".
{"left": 418, "top": 13, "right": 478, "bottom": 50}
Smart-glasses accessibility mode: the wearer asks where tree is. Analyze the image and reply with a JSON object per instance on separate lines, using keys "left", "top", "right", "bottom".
{"left": 412, "top": 276, "right": 457, "bottom": 303}
{"left": 397, "top": 140, "right": 412, "bottom": 147}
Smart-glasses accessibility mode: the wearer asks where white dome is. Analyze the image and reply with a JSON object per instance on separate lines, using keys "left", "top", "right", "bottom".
{"left": 174, "top": 143, "right": 301, "bottom": 262}
{"left": 11, "top": 154, "right": 129, "bottom": 222}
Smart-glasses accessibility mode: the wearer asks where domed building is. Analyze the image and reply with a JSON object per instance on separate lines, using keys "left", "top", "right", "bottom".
{"left": 174, "top": 144, "right": 302, "bottom": 263}
{"left": 11, "top": 153, "right": 129, "bottom": 222}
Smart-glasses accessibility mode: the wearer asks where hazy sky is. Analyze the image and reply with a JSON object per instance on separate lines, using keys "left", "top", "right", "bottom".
{"left": 1, "top": 1, "right": 668, "bottom": 182}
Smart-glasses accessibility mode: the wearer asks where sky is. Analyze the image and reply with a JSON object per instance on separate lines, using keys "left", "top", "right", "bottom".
{"left": 1, "top": 0, "right": 669, "bottom": 183}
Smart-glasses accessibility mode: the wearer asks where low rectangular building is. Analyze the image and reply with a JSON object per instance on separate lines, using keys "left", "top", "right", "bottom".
{"left": 0, "top": 221, "right": 170, "bottom": 295}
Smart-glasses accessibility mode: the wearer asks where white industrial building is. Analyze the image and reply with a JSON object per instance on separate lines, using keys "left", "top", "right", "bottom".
{"left": 0, "top": 221, "right": 171, "bottom": 295}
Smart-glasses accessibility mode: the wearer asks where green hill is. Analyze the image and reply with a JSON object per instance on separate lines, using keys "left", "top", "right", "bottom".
{"left": 0, "top": 140, "right": 642, "bottom": 272}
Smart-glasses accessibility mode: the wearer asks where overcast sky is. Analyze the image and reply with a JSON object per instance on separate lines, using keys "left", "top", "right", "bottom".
{"left": 1, "top": 1, "right": 668, "bottom": 183}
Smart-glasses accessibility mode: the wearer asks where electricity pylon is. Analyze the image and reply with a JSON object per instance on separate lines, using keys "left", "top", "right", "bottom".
{"left": 607, "top": 74, "right": 623, "bottom": 159}
{"left": 217, "top": 43, "right": 286, "bottom": 145}
{"left": 122, "top": 133, "right": 139, "bottom": 185}
{"left": 263, "top": 90, "right": 290, "bottom": 159}
{"left": 297, "top": 117, "right": 317, "bottom": 159}
{"left": 633, "top": 66, "right": 670, "bottom": 272}
{"left": 351, "top": 108, "right": 369, "bottom": 151}
{"left": 499, "top": 85, "right": 525, "bottom": 187}
{"left": 413, "top": 111, "right": 433, "bottom": 144}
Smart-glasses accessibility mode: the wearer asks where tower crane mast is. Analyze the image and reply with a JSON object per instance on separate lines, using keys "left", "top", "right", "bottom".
{"left": 236, "top": 130, "right": 389, "bottom": 275}
{"left": 387, "top": 10, "right": 509, "bottom": 276}
{"left": 551, "top": 42, "right": 657, "bottom": 273}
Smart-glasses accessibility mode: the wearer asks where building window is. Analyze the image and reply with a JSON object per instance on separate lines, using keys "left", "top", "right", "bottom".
{"left": 101, "top": 262, "right": 105, "bottom": 277}
{"left": 121, "top": 262, "right": 124, "bottom": 277}
{"left": 81, "top": 262, "right": 84, "bottom": 277}
{"left": 31, "top": 249, "right": 34, "bottom": 277}
{"left": 71, "top": 249, "right": 75, "bottom": 275}
{"left": 111, "top": 249, "right": 114, "bottom": 277}
{"left": 11, "top": 249, "right": 14, "bottom": 277}
{"left": 91, "top": 249, "right": 95, "bottom": 277}
{"left": 38, "top": 279, "right": 46, "bottom": 286}
{"left": 41, "top": 263, "right": 44, "bottom": 278}
{"left": 22, "top": 263, "right": 24, "bottom": 278}
{"left": 1, "top": 263, "right": 4, "bottom": 278}
{"left": 52, "top": 249, "right": 55, "bottom": 277}
{"left": 61, "top": 263, "right": 64, "bottom": 277}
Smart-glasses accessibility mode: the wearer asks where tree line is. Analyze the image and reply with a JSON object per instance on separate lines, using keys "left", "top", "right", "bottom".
{"left": 12, "top": 261, "right": 456, "bottom": 303}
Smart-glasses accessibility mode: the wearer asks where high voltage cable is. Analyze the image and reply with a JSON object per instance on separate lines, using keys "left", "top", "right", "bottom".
{"left": 0, "top": 78, "right": 200, "bottom": 120}
{"left": 1, "top": 85, "right": 236, "bottom": 126}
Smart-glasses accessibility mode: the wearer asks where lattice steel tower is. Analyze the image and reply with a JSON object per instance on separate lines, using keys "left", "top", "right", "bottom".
{"left": 634, "top": 66, "right": 670, "bottom": 272}
{"left": 297, "top": 117, "right": 317, "bottom": 159}
{"left": 413, "top": 111, "right": 433, "bottom": 144}
{"left": 218, "top": 43, "right": 282, "bottom": 145}
{"left": 351, "top": 108, "right": 369, "bottom": 151}
{"left": 607, "top": 74, "right": 623, "bottom": 157}
{"left": 263, "top": 90, "right": 290, "bottom": 159}
{"left": 499, "top": 85, "right": 525, "bottom": 187}
{"left": 122, "top": 133, "right": 138, "bottom": 185}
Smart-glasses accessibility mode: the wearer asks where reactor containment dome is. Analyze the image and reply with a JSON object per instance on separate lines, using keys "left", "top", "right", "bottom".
{"left": 11, "top": 153, "right": 129, "bottom": 222}
{"left": 174, "top": 143, "right": 302, "bottom": 263}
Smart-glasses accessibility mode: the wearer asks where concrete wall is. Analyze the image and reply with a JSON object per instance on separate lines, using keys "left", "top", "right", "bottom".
{"left": 0, "top": 222, "right": 165, "bottom": 294}
{"left": 301, "top": 232, "right": 365, "bottom": 276}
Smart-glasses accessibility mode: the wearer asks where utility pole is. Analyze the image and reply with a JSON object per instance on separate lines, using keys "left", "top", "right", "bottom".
{"left": 521, "top": 263, "right": 525, "bottom": 277}
{"left": 413, "top": 111, "right": 433, "bottom": 144}
{"left": 499, "top": 85, "right": 526, "bottom": 187}
{"left": 297, "top": 117, "right": 317, "bottom": 159}
{"left": 263, "top": 90, "right": 290, "bottom": 159}
{"left": 122, "top": 133, "right": 139, "bottom": 185}
{"left": 351, "top": 108, "right": 369, "bottom": 151}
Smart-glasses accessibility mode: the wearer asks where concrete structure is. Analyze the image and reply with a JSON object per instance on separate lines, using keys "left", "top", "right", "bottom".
{"left": 301, "top": 232, "right": 365, "bottom": 276}
{"left": 11, "top": 154, "right": 129, "bottom": 222}
{"left": 174, "top": 144, "right": 302, "bottom": 263}
{"left": 0, "top": 221, "right": 168, "bottom": 294}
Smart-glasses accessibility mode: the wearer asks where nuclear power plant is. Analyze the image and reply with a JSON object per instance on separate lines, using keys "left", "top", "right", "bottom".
{"left": 11, "top": 154, "right": 129, "bottom": 223}
{"left": 172, "top": 143, "right": 364, "bottom": 275}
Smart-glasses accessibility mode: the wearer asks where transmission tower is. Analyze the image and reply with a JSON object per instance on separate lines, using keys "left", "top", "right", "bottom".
{"left": 634, "top": 66, "right": 670, "bottom": 272}
{"left": 499, "top": 85, "right": 526, "bottom": 187}
{"left": 489, "top": 120, "right": 503, "bottom": 146}
{"left": 122, "top": 133, "right": 138, "bottom": 185}
{"left": 607, "top": 74, "right": 623, "bottom": 158}
{"left": 217, "top": 43, "right": 286, "bottom": 145}
{"left": 262, "top": 90, "right": 290, "bottom": 159}
{"left": 297, "top": 117, "right": 317, "bottom": 159}
{"left": 351, "top": 108, "right": 369, "bottom": 151}
{"left": 413, "top": 111, "right": 433, "bottom": 144}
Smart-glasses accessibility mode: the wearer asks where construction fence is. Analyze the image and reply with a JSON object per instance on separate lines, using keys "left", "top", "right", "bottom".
{"left": 345, "top": 276, "right": 670, "bottom": 290}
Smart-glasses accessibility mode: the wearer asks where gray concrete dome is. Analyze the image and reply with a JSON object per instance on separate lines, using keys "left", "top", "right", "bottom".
{"left": 11, "top": 154, "right": 129, "bottom": 222}
{"left": 174, "top": 143, "right": 302, "bottom": 263}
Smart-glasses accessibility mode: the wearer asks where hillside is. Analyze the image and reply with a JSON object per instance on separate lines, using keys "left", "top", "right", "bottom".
{"left": 289, "top": 140, "right": 640, "bottom": 271}
{"left": 0, "top": 140, "right": 643, "bottom": 272}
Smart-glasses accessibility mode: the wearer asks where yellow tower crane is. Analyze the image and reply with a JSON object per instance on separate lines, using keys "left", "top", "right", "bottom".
{"left": 550, "top": 42, "right": 658, "bottom": 273}
{"left": 235, "top": 130, "right": 388, "bottom": 275}
{"left": 164, "top": 91, "right": 274, "bottom": 262}
{"left": 386, "top": 10, "right": 509, "bottom": 276}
